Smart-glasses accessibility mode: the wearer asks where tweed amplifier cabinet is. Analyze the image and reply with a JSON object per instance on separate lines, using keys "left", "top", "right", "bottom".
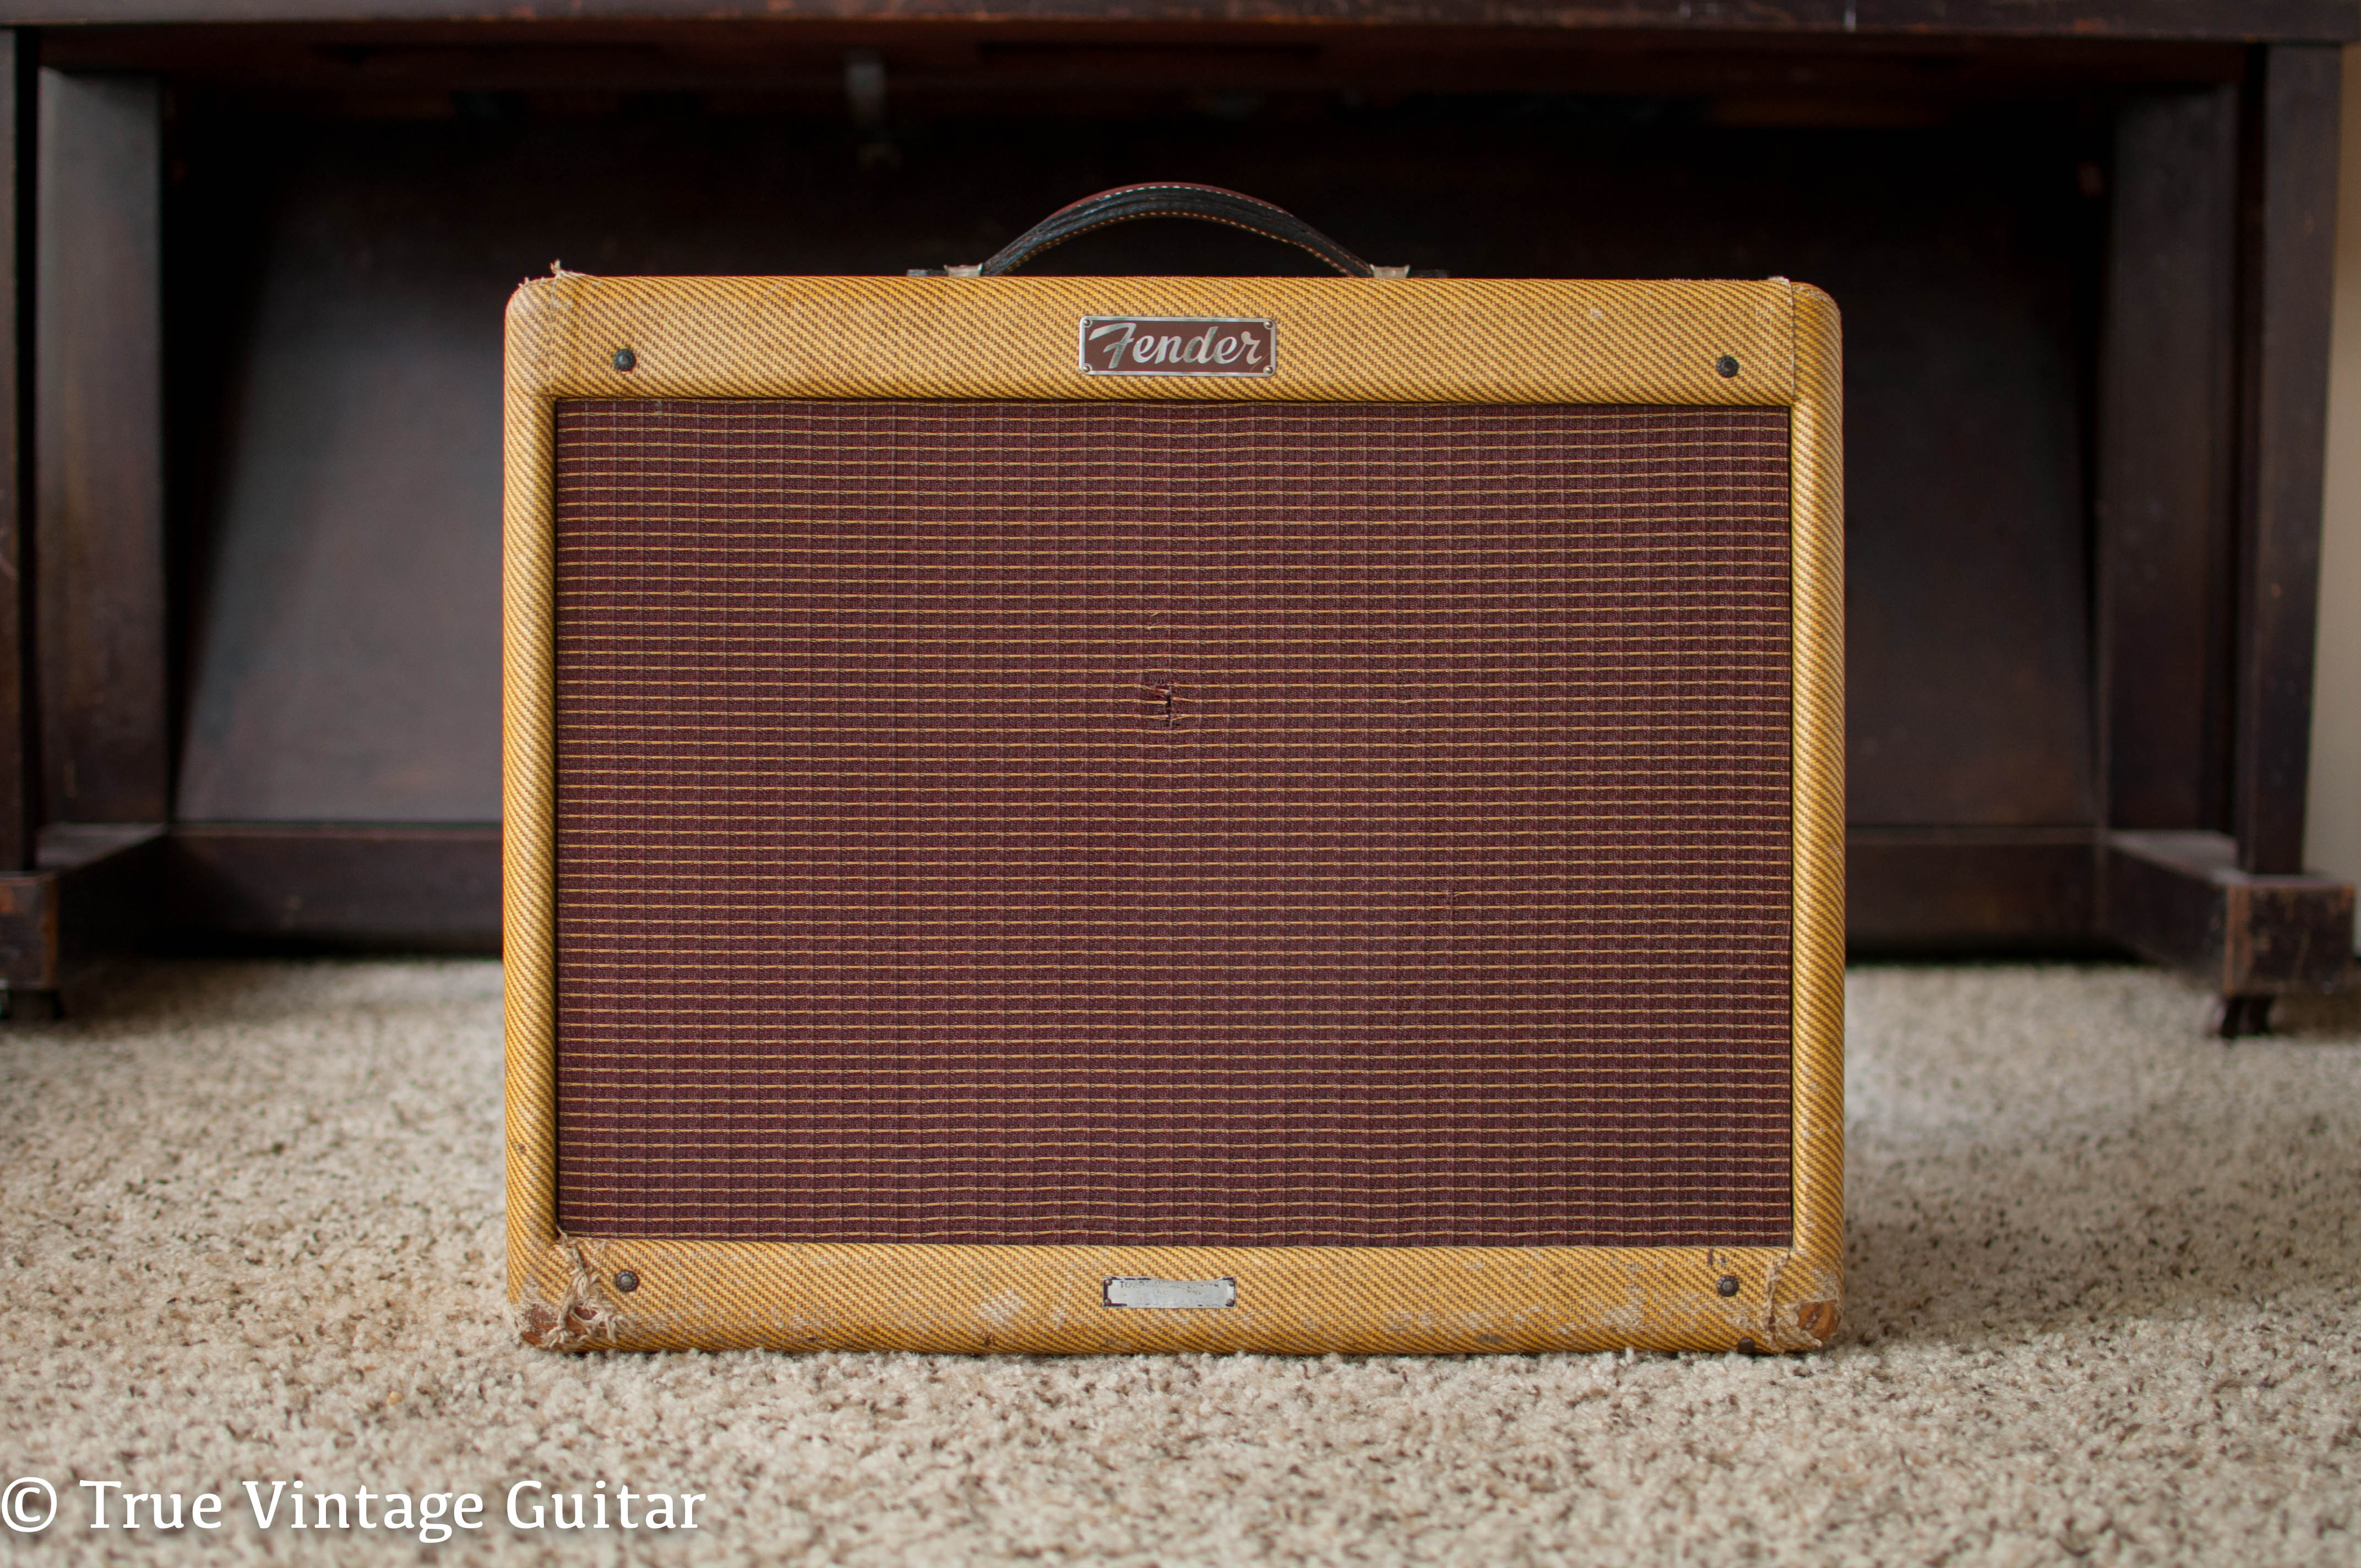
{"left": 504, "top": 187, "right": 1845, "bottom": 1354}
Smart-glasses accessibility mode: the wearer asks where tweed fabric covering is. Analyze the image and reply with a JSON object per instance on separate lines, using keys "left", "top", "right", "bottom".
{"left": 1777, "top": 282, "right": 1848, "bottom": 1332}
{"left": 550, "top": 399, "right": 1792, "bottom": 1249}
{"left": 500, "top": 275, "right": 1799, "bottom": 409}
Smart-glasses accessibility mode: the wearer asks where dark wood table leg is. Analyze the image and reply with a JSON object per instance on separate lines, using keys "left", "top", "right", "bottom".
{"left": 0, "top": 31, "right": 47, "bottom": 1016}
{"left": 2235, "top": 42, "right": 2342, "bottom": 879}
{"left": 2098, "top": 48, "right": 2358, "bottom": 1029}
{"left": 0, "top": 61, "right": 170, "bottom": 1016}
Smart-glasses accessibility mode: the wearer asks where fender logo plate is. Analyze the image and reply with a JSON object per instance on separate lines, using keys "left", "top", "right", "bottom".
{"left": 1079, "top": 317, "right": 1275, "bottom": 377}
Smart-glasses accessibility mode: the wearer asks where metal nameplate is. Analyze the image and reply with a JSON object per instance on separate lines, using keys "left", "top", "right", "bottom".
{"left": 1102, "top": 1276, "right": 1238, "bottom": 1310}
{"left": 1079, "top": 317, "right": 1276, "bottom": 377}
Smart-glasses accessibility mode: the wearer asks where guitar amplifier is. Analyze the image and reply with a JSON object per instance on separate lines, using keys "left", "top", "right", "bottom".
{"left": 503, "top": 185, "right": 1846, "bottom": 1354}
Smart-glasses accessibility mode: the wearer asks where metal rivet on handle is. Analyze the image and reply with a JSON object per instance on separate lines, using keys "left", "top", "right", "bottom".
{"left": 613, "top": 1270, "right": 640, "bottom": 1293}
{"left": 1715, "top": 355, "right": 1740, "bottom": 378}
{"left": 613, "top": 348, "right": 638, "bottom": 372}
{"left": 1717, "top": 1275, "right": 1740, "bottom": 1297}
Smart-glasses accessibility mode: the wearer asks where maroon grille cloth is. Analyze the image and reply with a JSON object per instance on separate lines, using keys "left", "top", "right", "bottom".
{"left": 553, "top": 401, "right": 1792, "bottom": 1246}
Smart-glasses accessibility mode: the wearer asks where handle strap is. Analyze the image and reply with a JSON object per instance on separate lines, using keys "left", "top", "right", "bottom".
{"left": 949, "top": 183, "right": 1387, "bottom": 278}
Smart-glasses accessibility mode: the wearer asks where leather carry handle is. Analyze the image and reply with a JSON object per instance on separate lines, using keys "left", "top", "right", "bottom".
{"left": 924, "top": 183, "right": 1399, "bottom": 278}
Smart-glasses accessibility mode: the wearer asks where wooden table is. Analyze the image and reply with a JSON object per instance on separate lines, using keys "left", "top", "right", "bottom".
{"left": 0, "top": 0, "right": 2352, "bottom": 1027}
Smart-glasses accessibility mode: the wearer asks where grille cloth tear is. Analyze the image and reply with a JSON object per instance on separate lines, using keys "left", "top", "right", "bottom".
{"left": 553, "top": 400, "right": 1793, "bottom": 1246}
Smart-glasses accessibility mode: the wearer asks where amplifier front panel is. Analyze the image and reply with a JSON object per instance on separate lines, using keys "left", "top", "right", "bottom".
{"left": 551, "top": 399, "right": 1793, "bottom": 1249}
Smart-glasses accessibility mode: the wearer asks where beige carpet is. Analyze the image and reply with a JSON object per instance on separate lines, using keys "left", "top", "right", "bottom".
{"left": 1, "top": 960, "right": 2356, "bottom": 1565}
